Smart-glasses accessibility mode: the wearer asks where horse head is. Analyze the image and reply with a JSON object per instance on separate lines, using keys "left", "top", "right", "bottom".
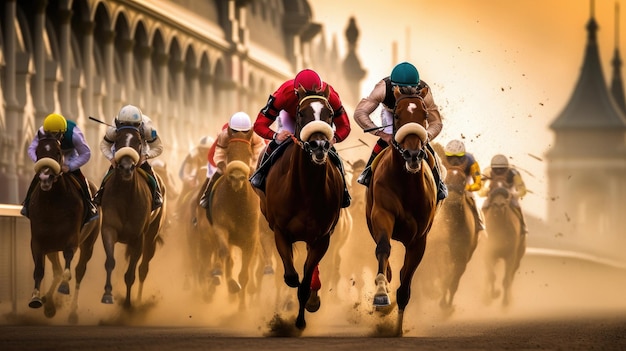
{"left": 225, "top": 128, "right": 254, "bottom": 170}
{"left": 113, "top": 126, "right": 143, "bottom": 180}
{"left": 488, "top": 182, "right": 512, "bottom": 213}
{"left": 295, "top": 85, "right": 335, "bottom": 165}
{"left": 391, "top": 86, "right": 430, "bottom": 173}
{"left": 444, "top": 166, "right": 467, "bottom": 195}
{"left": 34, "top": 131, "right": 63, "bottom": 191}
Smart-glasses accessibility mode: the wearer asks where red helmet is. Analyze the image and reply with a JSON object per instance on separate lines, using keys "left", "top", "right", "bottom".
{"left": 294, "top": 69, "right": 322, "bottom": 91}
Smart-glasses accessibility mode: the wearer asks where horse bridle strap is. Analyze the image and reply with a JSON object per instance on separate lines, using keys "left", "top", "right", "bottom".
{"left": 228, "top": 138, "right": 251, "bottom": 145}
{"left": 298, "top": 95, "right": 334, "bottom": 115}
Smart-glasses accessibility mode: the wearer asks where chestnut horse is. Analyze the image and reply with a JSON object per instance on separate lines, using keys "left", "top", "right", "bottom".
{"left": 205, "top": 127, "right": 261, "bottom": 310}
{"left": 255, "top": 86, "right": 344, "bottom": 330}
{"left": 99, "top": 125, "right": 165, "bottom": 308}
{"left": 27, "top": 131, "right": 100, "bottom": 323}
{"left": 422, "top": 152, "right": 479, "bottom": 313}
{"left": 366, "top": 87, "right": 439, "bottom": 336}
{"left": 482, "top": 183, "right": 525, "bottom": 307}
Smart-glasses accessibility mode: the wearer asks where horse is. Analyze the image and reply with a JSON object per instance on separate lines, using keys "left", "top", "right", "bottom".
{"left": 365, "top": 86, "right": 439, "bottom": 336}
{"left": 27, "top": 131, "right": 100, "bottom": 323}
{"left": 254, "top": 85, "right": 344, "bottom": 330}
{"left": 204, "top": 127, "right": 262, "bottom": 310}
{"left": 421, "top": 153, "right": 479, "bottom": 313}
{"left": 482, "top": 182, "right": 526, "bottom": 307}
{"left": 99, "top": 125, "right": 165, "bottom": 309}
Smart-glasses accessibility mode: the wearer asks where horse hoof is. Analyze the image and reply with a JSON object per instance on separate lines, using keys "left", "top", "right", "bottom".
{"left": 44, "top": 305, "right": 56, "bottom": 318}
{"left": 68, "top": 312, "right": 78, "bottom": 325}
{"left": 211, "top": 275, "right": 222, "bottom": 286}
{"left": 58, "top": 282, "right": 70, "bottom": 295}
{"left": 295, "top": 317, "right": 307, "bottom": 330}
{"left": 284, "top": 274, "right": 300, "bottom": 288}
{"left": 373, "top": 294, "right": 391, "bottom": 307}
{"left": 28, "top": 298, "right": 43, "bottom": 309}
{"left": 305, "top": 291, "right": 321, "bottom": 313}
{"left": 101, "top": 294, "right": 114, "bottom": 304}
{"left": 263, "top": 265, "right": 274, "bottom": 275}
{"left": 228, "top": 279, "right": 241, "bottom": 294}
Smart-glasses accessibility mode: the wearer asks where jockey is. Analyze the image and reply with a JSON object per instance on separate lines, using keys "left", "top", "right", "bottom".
{"left": 443, "top": 139, "right": 486, "bottom": 235}
{"left": 249, "top": 68, "right": 352, "bottom": 208}
{"left": 93, "top": 104, "right": 164, "bottom": 211}
{"left": 179, "top": 135, "right": 215, "bottom": 201}
{"left": 353, "top": 61, "right": 447, "bottom": 203}
{"left": 479, "top": 154, "right": 529, "bottom": 234}
{"left": 199, "top": 111, "right": 265, "bottom": 208}
{"left": 20, "top": 113, "right": 99, "bottom": 224}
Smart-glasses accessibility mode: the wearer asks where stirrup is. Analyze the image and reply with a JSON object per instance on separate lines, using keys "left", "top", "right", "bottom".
{"left": 356, "top": 166, "right": 372, "bottom": 186}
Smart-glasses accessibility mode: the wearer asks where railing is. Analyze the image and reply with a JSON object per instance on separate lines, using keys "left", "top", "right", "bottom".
{"left": 0, "top": 204, "right": 33, "bottom": 317}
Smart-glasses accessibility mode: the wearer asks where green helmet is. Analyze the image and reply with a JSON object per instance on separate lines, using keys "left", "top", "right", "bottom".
{"left": 390, "top": 62, "right": 420, "bottom": 87}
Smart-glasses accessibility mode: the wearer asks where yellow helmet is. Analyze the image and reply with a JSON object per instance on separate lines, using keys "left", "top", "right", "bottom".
{"left": 43, "top": 113, "right": 68, "bottom": 133}
{"left": 444, "top": 139, "right": 465, "bottom": 157}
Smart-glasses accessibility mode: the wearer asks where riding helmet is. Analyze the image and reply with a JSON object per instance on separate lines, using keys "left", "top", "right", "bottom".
{"left": 294, "top": 69, "right": 323, "bottom": 91}
{"left": 43, "top": 113, "right": 68, "bottom": 133}
{"left": 229, "top": 112, "right": 252, "bottom": 132}
{"left": 390, "top": 62, "right": 420, "bottom": 87}
{"left": 116, "top": 104, "right": 143, "bottom": 124}
{"left": 491, "top": 154, "right": 509, "bottom": 168}
{"left": 444, "top": 139, "right": 466, "bottom": 157}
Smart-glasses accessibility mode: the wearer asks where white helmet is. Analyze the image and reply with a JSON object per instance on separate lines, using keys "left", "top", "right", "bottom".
{"left": 229, "top": 111, "right": 252, "bottom": 131}
{"left": 116, "top": 104, "right": 143, "bottom": 124}
{"left": 491, "top": 154, "right": 509, "bottom": 168}
{"left": 444, "top": 139, "right": 465, "bottom": 156}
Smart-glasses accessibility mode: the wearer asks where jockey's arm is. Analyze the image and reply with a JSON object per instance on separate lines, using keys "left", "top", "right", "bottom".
{"left": 354, "top": 79, "right": 386, "bottom": 133}
{"left": 332, "top": 106, "right": 351, "bottom": 143}
{"left": 27, "top": 129, "right": 41, "bottom": 163}
{"left": 66, "top": 126, "right": 91, "bottom": 171}
{"left": 423, "top": 89, "right": 443, "bottom": 141}
{"left": 144, "top": 131, "right": 163, "bottom": 159}
{"left": 512, "top": 170, "right": 527, "bottom": 198}
{"left": 100, "top": 126, "right": 116, "bottom": 163}
{"left": 212, "top": 131, "right": 228, "bottom": 172}
{"left": 466, "top": 161, "right": 482, "bottom": 192}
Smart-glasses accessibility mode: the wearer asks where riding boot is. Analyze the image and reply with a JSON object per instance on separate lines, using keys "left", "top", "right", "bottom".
{"left": 467, "top": 193, "right": 486, "bottom": 234}
{"left": 329, "top": 149, "right": 351, "bottom": 208}
{"left": 250, "top": 142, "right": 275, "bottom": 192}
{"left": 141, "top": 162, "right": 163, "bottom": 211}
{"left": 20, "top": 176, "right": 39, "bottom": 218}
{"left": 356, "top": 152, "right": 377, "bottom": 186}
{"left": 199, "top": 173, "right": 222, "bottom": 209}
{"left": 426, "top": 143, "right": 447, "bottom": 203}
{"left": 73, "top": 171, "right": 99, "bottom": 223}
{"left": 93, "top": 166, "right": 113, "bottom": 206}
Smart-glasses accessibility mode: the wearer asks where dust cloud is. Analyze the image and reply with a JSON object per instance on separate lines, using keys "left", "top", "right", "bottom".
{"left": 4, "top": 199, "right": 626, "bottom": 338}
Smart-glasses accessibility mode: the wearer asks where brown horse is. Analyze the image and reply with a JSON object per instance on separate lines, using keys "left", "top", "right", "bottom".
{"left": 100, "top": 125, "right": 165, "bottom": 309}
{"left": 365, "top": 87, "right": 439, "bottom": 336}
{"left": 482, "top": 183, "right": 525, "bottom": 307}
{"left": 422, "top": 155, "right": 479, "bottom": 313}
{"left": 27, "top": 131, "right": 100, "bottom": 323}
{"left": 205, "top": 128, "right": 261, "bottom": 310}
{"left": 255, "top": 85, "right": 344, "bottom": 330}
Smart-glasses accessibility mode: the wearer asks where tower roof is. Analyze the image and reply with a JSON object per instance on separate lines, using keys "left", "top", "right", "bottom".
{"left": 551, "top": 16, "right": 626, "bottom": 130}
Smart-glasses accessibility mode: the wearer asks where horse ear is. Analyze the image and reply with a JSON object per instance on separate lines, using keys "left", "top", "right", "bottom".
{"left": 296, "top": 86, "right": 307, "bottom": 98}
{"left": 393, "top": 85, "right": 402, "bottom": 100}
{"left": 419, "top": 85, "right": 429, "bottom": 98}
{"left": 323, "top": 84, "right": 330, "bottom": 98}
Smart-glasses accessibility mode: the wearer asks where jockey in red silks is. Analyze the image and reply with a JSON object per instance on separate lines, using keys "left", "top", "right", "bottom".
{"left": 249, "top": 68, "right": 352, "bottom": 208}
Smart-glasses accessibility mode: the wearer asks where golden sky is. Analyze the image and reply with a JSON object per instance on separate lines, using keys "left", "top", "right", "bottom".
{"left": 309, "top": 0, "right": 621, "bottom": 219}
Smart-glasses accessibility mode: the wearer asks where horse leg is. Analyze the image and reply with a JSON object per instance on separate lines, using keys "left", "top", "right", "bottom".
{"left": 482, "top": 254, "right": 498, "bottom": 305}
{"left": 237, "top": 243, "right": 257, "bottom": 311}
{"left": 69, "top": 225, "right": 99, "bottom": 324}
{"left": 43, "top": 253, "right": 63, "bottom": 318}
{"left": 101, "top": 229, "right": 117, "bottom": 304}
{"left": 296, "top": 235, "right": 330, "bottom": 330}
{"left": 124, "top": 243, "right": 143, "bottom": 309}
{"left": 373, "top": 235, "right": 392, "bottom": 307}
{"left": 137, "top": 232, "right": 159, "bottom": 304}
{"left": 57, "top": 247, "right": 75, "bottom": 295}
{"left": 274, "top": 229, "right": 299, "bottom": 288}
{"left": 395, "top": 238, "right": 427, "bottom": 337}
{"left": 29, "top": 250, "right": 46, "bottom": 309}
